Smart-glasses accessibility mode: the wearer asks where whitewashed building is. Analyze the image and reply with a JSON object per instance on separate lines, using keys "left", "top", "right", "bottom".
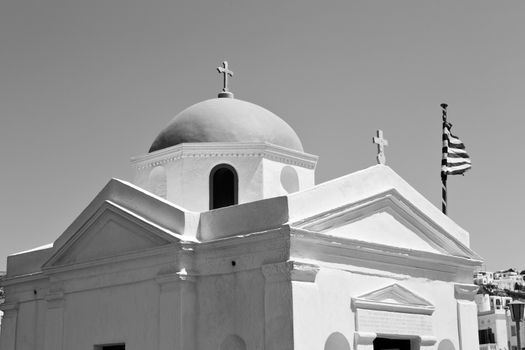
{"left": 0, "top": 271, "right": 4, "bottom": 330}
{"left": 0, "top": 77, "right": 483, "bottom": 350}
{"left": 474, "top": 270, "right": 525, "bottom": 291}
{"left": 475, "top": 294, "right": 512, "bottom": 350}
{"left": 474, "top": 272, "right": 495, "bottom": 286}
{"left": 474, "top": 288, "right": 525, "bottom": 350}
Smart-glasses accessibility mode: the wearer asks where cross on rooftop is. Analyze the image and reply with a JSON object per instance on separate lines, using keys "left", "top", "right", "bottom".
{"left": 372, "top": 129, "right": 388, "bottom": 165}
{"left": 217, "top": 61, "right": 234, "bottom": 93}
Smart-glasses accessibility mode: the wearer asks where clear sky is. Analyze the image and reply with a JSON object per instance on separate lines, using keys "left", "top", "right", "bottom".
{"left": 1, "top": 0, "right": 524, "bottom": 272}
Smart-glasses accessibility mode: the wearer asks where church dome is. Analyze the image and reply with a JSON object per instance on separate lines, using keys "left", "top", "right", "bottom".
{"left": 149, "top": 98, "right": 303, "bottom": 153}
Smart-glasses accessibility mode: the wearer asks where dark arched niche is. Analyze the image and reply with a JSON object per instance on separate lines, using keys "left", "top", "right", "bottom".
{"left": 324, "top": 332, "right": 351, "bottom": 350}
{"left": 219, "top": 334, "right": 246, "bottom": 350}
{"left": 437, "top": 339, "right": 455, "bottom": 350}
{"left": 210, "top": 164, "right": 238, "bottom": 210}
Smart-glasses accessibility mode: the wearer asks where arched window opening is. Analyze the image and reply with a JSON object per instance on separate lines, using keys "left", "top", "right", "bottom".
{"left": 210, "top": 164, "right": 238, "bottom": 210}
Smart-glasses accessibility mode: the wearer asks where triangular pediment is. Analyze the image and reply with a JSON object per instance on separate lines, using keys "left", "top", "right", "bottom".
{"left": 43, "top": 201, "right": 179, "bottom": 269}
{"left": 352, "top": 284, "right": 435, "bottom": 315}
{"left": 292, "top": 189, "right": 480, "bottom": 260}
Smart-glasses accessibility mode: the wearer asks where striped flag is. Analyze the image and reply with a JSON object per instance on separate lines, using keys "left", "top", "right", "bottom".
{"left": 441, "top": 121, "right": 472, "bottom": 175}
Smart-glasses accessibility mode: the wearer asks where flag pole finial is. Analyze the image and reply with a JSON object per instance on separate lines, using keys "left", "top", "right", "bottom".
{"left": 441, "top": 103, "right": 448, "bottom": 123}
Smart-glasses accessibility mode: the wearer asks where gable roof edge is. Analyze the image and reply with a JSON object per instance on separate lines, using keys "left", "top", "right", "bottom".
{"left": 50, "top": 178, "right": 199, "bottom": 258}
{"left": 287, "top": 165, "right": 471, "bottom": 247}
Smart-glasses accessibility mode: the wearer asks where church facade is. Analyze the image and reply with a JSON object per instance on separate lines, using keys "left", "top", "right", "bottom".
{"left": 0, "top": 67, "right": 482, "bottom": 350}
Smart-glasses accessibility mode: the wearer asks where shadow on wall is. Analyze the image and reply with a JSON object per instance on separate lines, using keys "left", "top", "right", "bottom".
{"left": 325, "top": 332, "right": 351, "bottom": 350}
{"left": 219, "top": 334, "right": 246, "bottom": 350}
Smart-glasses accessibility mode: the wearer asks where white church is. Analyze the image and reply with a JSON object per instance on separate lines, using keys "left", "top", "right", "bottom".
{"left": 0, "top": 63, "right": 482, "bottom": 350}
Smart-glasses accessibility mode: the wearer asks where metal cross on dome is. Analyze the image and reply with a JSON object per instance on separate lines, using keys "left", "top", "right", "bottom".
{"left": 217, "top": 61, "right": 234, "bottom": 93}
{"left": 373, "top": 129, "right": 388, "bottom": 165}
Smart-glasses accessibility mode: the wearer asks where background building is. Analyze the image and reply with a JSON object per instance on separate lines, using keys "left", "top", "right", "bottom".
{"left": 0, "top": 271, "right": 4, "bottom": 330}
{"left": 474, "top": 269, "right": 525, "bottom": 350}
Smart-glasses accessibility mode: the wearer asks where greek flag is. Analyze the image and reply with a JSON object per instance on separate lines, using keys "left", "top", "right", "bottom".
{"left": 441, "top": 121, "right": 472, "bottom": 175}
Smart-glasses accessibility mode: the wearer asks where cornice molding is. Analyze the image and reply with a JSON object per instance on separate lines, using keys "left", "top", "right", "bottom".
{"left": 42, "top": 243, "right": 179, "bottom": 276}
{"left": 194, "top": 228, "right": 286, "bottom": 255}
{"left": 354, "top": 331, "right": 377, "bottom": 345}
{"left": 291, "top": 228, "right": 482, "bottom": 275}
{"left": 130, "top": 142, "right": 318, "bottom": 170}
{"left": 291, "top": 262, "right": 319, "bottom": 283}
{"left": 352, "top": 299, "right": 435, "bottom": 315}
{"left": 292, "top": 189, "right": 481, "bottom": 262}
{"left": 0, "top": 272, "right": 47, "bottom": 287}
{"left": 262, "top": 261, "right": 320, "bottom": 283}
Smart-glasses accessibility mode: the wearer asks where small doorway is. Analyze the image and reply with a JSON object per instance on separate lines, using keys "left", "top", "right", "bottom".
{"left": 95, "top": 344, "right": 125, "bottom": 350}
{"left": 373, "top": 337, "right": 411, "bottom": 350}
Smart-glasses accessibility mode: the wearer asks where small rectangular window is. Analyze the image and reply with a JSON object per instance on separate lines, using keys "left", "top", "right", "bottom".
{"left": 94, "top": 344, "right": 125, "bottom": 350}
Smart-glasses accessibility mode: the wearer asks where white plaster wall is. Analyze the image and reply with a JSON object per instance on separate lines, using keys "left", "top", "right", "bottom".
{"left": 181, "top": 156, "right": 264, "bottom": 211}
{"left": 131, "top": 143, "right": 318, "bottom": 212}
{"left": 0, "top": 309, "right": 16, "bottom": 350}
{"left": 494, "top": 315, "right": 509, "bottom": 349}
{"left": 0, "top": 298, "right": 46, "bottom": 350}
{"left": 164, "top": 159, "right": 183, "bottom": 204}
{"left": 170, "top": 156, "right": 315, "bottom": 211}
{"left": 262, "top": 159, "right": 315, "bottom": 198}
{"left": 292, "top": 267, "right": 464, "bottom": 350}
{"left": 62, "top": 281, "right": 160, "bottom": 350}
{"left": 16, "top": 301, "right": 38, "bottom": 349}
{"left": 132, "top": 167, "right": 150, "bottom": 193}
{"left": 196, "top": 269, "right": 268, "bottom": 350}
{"left": 148, "top": 166, "right": 168, "bottom": 198}
{"left": 138, "top": 156, "right": 264, "bottom": 212}
{"left": 131, "top": 163, "right": 177, "bottom": 200}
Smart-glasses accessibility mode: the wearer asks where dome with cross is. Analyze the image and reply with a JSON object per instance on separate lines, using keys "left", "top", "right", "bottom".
{"left": 149, "top": 97, "right": 303, "bottom": 153}
{"left": 149, "top": 62, "right": 303, "bottom": 153}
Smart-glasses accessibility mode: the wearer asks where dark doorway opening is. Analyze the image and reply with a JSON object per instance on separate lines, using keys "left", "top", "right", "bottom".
{"left": 210, "top": 164, "right": 238, "bottom": 210}
{"left": 373, "top": 337, "right": 411, "bottom": 350}
{"left": 96, "top": 344, "right": 125, "bottom": 350}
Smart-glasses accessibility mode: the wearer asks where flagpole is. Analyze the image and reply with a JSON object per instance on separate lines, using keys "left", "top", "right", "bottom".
{"left": 441, "top": 103, "right": 448, "bottom": 215}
